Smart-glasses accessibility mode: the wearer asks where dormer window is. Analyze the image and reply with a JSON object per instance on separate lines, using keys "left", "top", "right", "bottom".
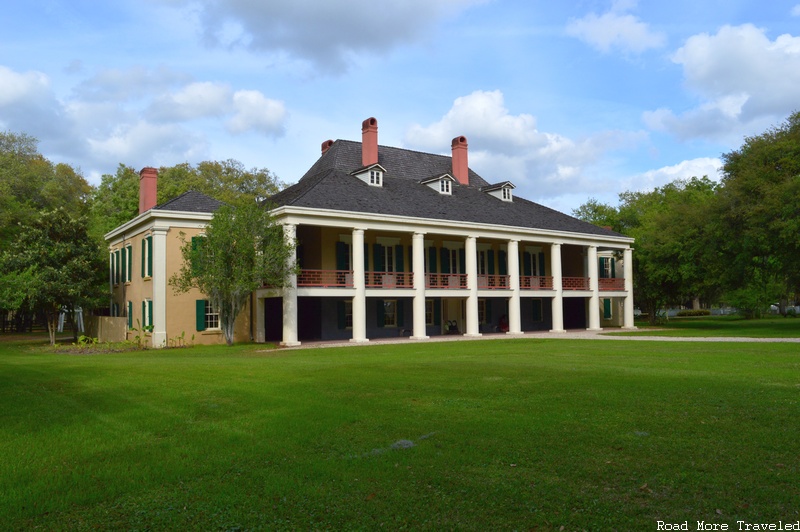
{"left": 352, "top": 164, "right": 387, "bottom": 187}
{"left": 421, "top": 174, "right": 455, "bottom": 195}
{"left": 482, "top": 181, "right": 515, "bottom": 202}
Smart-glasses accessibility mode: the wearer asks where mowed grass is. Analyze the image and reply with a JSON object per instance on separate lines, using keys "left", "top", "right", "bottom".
{"left": 1, "top": 337, "right": 799, "bottom": 530}
{"left": 617, "top": 315, "right": 800, "bottom": 338}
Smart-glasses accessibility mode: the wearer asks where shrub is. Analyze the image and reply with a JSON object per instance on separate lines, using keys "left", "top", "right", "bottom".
{"left": 676, "top": 309, "right": 711, "bottom": 317}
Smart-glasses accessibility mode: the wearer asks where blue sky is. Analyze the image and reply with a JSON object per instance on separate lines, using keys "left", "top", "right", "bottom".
{"left": 2, "top": 0, "right": 800, "bottom": 214}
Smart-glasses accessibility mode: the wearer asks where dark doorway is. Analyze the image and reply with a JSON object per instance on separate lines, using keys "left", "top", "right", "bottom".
{"left": 298, "top": 298, "right": 322, "bottom": 341}
{"left": 264, "top": 298, "right": 283, "bottom": 342}
{"left": 563, "top": 298, "right": 587, "bottom": 329}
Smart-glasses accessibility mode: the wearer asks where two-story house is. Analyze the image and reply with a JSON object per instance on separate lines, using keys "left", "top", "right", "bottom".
{"left": 106, "top": 117, "right": 634, "bottom": 347}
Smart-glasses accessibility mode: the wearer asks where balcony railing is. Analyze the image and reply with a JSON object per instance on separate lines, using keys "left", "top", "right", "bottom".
{"left": 520, "top": 276, "right": 553, "bottom": 290}
{"left": 298, "top": 269, "right": 353, "bottom": 288}
{"left": 365, "top": 271, "right": 413, "bottom": 288}
{"left": 426, "top": 273, "right": 467, "bottom": 289}
{"left": 563, "top": 277, "right": 590, "bottom": 290}
{"left": 477, "top": 274, "right": 510, "bottom": 289}
{"left": 599, "top": 278, "right": 626, "bottom": 291}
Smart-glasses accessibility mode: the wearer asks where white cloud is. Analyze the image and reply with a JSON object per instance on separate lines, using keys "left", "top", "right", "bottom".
{"left": 792, "top": 5, "right": 800, "bottom": 16}
{"left": 404, "top": 90, "right": 643, "bottom": 202}
{"left": 0, "top": 66, "right": 51, "bottom": 106}
{"left": 148, "top": 81, "right": 233, "bottom": 121}
{"left": 87, "top": 121, "right": 204, "bottom": 165}
{"left": 647, "top": 24, "right": 800, "bottom": 140}
{"left": 566, "top": 2, "right": 665, "bottom": 54}
{"left": 226, "top": 90, "right": 287, "bottom": 136}
{"left": 176, "top": 0, "right": 486, "bottom": 73}
{"left": 619, "top": 157, "right": 722, "bottom": 193}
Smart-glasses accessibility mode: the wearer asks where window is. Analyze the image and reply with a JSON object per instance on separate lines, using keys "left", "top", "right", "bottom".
{"left": 603, "top": 299, "right": 612, "bottom": 320}
{"left": 425, "top": 299, "right": 434, "bottom": 325}
{"left": 439, "top": 179, "right": 451, "bottom": 194}
{"left": 344, "top": 301, "right": 353, "bottom": 329}
{"left": 383, "top": 300, "right": 397, "bottom": 327}
{"left": 196, "top": 300, "right": 220, "bottom": 331}
{"left": 501, "top": 187, "right": 512, "bottom": 201}
{"left": 369, "top": 169, "right": 383, "bottom": 186}
{"left": 122, "top": 244, "right": 132, "bottom": 283}
{"left": 385, "top": 246, "right": 394, "bottom": 273}
{"left": 478, "top": 250, "right": 487, "bottom": 275}
{"left": 142, "top": 299, "right": 153, "bottom": 328}
{"left": 478, "top": 299, "right": 487, "bottom": 324}
{"left": 142, "top": 235, "right": 153, "bottom": 278}
{"left": 127, "top": 301, "right": 133, "bottom": 329}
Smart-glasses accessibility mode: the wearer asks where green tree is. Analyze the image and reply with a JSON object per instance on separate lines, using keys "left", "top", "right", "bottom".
{"left": 718, "top": 111, "right": 800, "bottom": 314}
{"left": 0, "top": 209, "right": 107, "bottom": 345}
{"left": 169, "top": 203, "right": 296, "bottom": 345}
{"left": 88, "top": 164, "right": 141, "bottom": 240}
{"left": 0, "top": 131, "right": 91, "bottom": 246}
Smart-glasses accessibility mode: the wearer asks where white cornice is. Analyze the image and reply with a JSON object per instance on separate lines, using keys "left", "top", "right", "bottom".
{"left": 104, "top": 210, "right": 214, "bottom": 243}
{"left": 269, "top": 205, "right": 634, "bottom": 248}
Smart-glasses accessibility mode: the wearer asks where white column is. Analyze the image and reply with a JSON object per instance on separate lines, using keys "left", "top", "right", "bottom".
{"left": 550, "top": 242, "right": 565, "bottom": 332}
{"left": 587, "top": 245, "right": 601, "bottom": 331}
{"left": 507, "top": 240, "right": 522, "bottom": 335}
{"left": 351, "top": 228, "right": 368, "bottom": 343}
{"left": 464, "top": 236, "right": 481, "bottom": 337}
{"left": 281, "top": 223, "right": 300, "bottom": 347}
{"left": 623, "top": 247, "right": 636, "bottom": 329}
{"left": 411, "top": 232, "right": 429, "bottom": 340}
{"left": 151, "top": 227, "right": 168, "bottom": 347}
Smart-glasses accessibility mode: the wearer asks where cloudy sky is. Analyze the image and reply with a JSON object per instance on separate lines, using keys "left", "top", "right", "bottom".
{"left": 3, "top": 0, "right": 800, "bottom": 214}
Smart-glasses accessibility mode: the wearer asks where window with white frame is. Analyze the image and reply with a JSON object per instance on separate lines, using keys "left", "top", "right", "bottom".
{"left": 502, "top": 187, "right": 512, "bottom": 201}
{"left": 123, "top": 244, "right": 132, "bottom": 283}
{"left": 205, "top": 300, "right": 220, "bottom": 330}
{"left": 344, "top": 300, "right": 353, "bottom": 329}
{"left": 425, "top": 299, "right": 434, "bottom": 325}
{"left": 439, "top": 179, "right": 451, "bottom": 194}
{"left": 369, "top": 169, "right": 383, "bottom": 186}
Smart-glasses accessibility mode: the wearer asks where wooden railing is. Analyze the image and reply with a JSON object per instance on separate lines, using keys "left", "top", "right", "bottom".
{"left": 520, "top": 276, "right": 553, "bottom": 290}
{"left": 599, "top": 278, "right": 626, "bottom": 291}
{"left": 477, "top": 274, "right": 510, "bottom": 289}
{"left": 426, "top": 273, "right": 467, "bottom": 289}
{"left": 563, "top": 277, "right": 590, "bottom": 290}
{"left": 297, "top": 269, "right": 353, "bottom": 288}
{"left": 365, "top": 271, "right": 413, "bottom": 288}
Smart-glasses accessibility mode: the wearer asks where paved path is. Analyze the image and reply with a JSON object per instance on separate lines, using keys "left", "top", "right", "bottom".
{"left": 279, "top": 329, "right": 800, "bottom": 350}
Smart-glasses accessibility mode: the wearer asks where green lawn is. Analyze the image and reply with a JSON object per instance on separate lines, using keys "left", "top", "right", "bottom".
{"left": 616, "top": 315, "right": 800, "bottom": 338}
{"left": 1, "top": 337, "right": 798, "bottom": 530}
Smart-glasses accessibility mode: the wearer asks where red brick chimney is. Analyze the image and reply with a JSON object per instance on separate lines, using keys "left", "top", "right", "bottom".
{"left": 139, "top": 167, "right": 158, "bottom": 214}
{"left": 321, "top": 139, "right": 334, "bottom": 155}
{"left": 451, "top": 136, "right": 469, "bottom": 186}
{"left": 361, "top": 117, "right": 378, "bottom": 167}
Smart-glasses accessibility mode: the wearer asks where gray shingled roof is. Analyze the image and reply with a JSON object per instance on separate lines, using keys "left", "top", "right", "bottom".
{"left": 269, "top": 140, "right": 624, "bottom": 238}
{"left": 154, "top": 190, "right": 223, "bottom": 213}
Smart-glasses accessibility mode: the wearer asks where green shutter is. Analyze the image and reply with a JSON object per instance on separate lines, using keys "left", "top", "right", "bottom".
{"left": 488, "top": 250, "right": 495, "bottom": 275}
{"left": 397, "top": 300, "right": 405, "bottom": 328}
{"left": 604, "top": 299, "right": 612, "bottom": 320}
{"left": 127, "top": 301, "right": 132, "bottom": 329}
{"left": 196, "top": 300, "right": 207, "bottom": 331}
{"left": 440, "top": 248, "right": 450, "bottom": 274}
{"left": 142, "top": 301, "right": 146, "bottom": 327}
{"left": 120, "top": 247, "right": 126, "bottom": 283}
{"left": 373, "top": 244, "right": 385, "bottom": 272}
{"left": 376, "top": 299, "right": 385, "bottom": 328}
{"left": 459, "top": 248, "right": 466, "bottom": 273}
{"left": 538, "top": 252, "right": 546, "bottom": 276}
{"left": 148, "top": 300, "right": 153, "bottom": 328}
{"left": 428, "top": 247, "right": 437, "bottom": 273}
{"left": 127, "top": 246, "right": 132, "bottom": 282}
{"left": 523, "top": 252, "right": 532, "bottom": 276}
{"left": 146, "top": 236, "right": 153, "bottom": 277}
{"left": 335, "top": 242, "right": 347, "bottom": 270}
{"left": 114, "top": 250, "right": 120, "bottom": 283}
{"left": 433, "top": 298, "right": 441, "bottom": 327}
{"left": 364, "top": 243, "right": 369, "bottom": 271}
{"left": 498, "top": 250, "right": 507, "bottom": 276}
{"left": 395, "top": 245, "right": 404, "bottom": 273}
{"left": 611, "top": 258, "right": 616, "bottom": 278}
{"left": 599, "top": 257, "right": 607, "bottom": 279}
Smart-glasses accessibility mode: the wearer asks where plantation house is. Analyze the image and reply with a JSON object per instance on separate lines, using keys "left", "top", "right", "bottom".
{"left": 105, "top": 118, "right": 635, "bottom": 347}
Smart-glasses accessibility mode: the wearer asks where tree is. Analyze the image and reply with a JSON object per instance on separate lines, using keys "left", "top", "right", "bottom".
{"left": 718, "top": 111, "right": 800, "bottom": 314}
{"left": 88, "top": 164, "right": 141, "bottom": 240}
{"left": 574, "top": 177, "right": 722, "bottom": 324}
{"left": 169, "top": 203, "right": 296, "bottom": 345}
{"left": 0, "top": 209, "right": 107, "bottom": 345}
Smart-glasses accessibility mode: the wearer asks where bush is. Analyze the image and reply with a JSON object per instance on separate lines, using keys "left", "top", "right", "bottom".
{"left": 676, "top": 309, "right": 711, "bottom": 317}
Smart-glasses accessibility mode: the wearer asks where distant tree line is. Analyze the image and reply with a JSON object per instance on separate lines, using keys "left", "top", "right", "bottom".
{"left": 0, "top": 130, "right": 284, "bottom": 343}
{"left": 574, "top": 111, "right": 800, "bottom": 322}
